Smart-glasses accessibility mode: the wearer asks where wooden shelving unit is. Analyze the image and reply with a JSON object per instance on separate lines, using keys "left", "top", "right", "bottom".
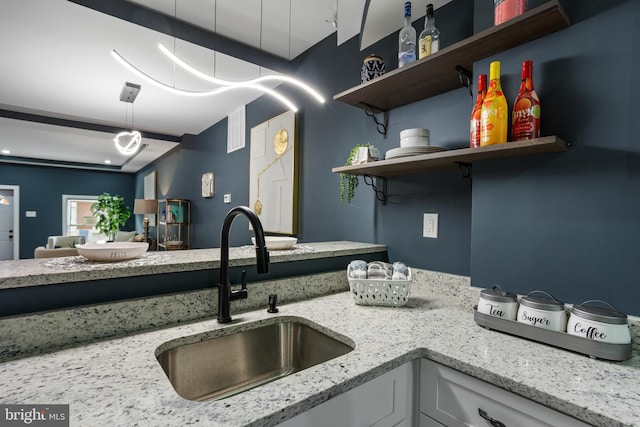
{"left": 333, "top": 1, "right": 569, "bottom": 111}
{"left": 157, "top": 199, "right": 191, "bottom": 250}
{"left": 332, "top": 137, "right": 569, "bottom": 178}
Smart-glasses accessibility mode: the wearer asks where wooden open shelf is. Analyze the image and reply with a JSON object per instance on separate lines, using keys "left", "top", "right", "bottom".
{"left": 333, "top": 1, "right": 569, "bottom": 111}
{"left": 332, "top": 136, "right": 569, "bottom": 178}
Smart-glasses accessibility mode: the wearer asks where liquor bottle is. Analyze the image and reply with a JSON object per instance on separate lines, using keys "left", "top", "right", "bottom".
{"left": 470, "top": 74, "right": 487, "bottom": 148}
{"left": 480, "top": 61, "right": 508, "bottom": 146}
{"left": 418, "top": 3, "right": 440, "bottom": 59}
{"left": 398, "top": 2, "right": 416, "bottom": 68}
{"left": 512, "top": 60, "right": 541, "bottom": 141}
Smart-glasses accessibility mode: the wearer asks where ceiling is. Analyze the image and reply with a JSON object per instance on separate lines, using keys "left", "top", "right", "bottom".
{"left": 0, "top": 0, "right": 440, "bottom": 172}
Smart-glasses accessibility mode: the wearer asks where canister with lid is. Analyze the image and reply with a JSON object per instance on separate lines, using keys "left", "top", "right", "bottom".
{"left": 567, "top": 300, "right": 631, "bottom": 344}
{"left": 516, "top": 291, "right": 567, "bottom": 331}
{"left": 477, "top": 285, "right": 518, "bottom": 320}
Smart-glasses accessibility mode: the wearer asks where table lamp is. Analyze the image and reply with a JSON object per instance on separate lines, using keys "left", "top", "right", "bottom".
{"left": 133, "top": 199, "right": 158, "bottom": 243}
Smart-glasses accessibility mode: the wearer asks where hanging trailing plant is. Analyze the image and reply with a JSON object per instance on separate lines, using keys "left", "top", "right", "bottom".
{"left": 340, "top": 143, "right": 371, "bottom": 203}
{"left": 91, "top": 193, "right": 131, "bottom": 241}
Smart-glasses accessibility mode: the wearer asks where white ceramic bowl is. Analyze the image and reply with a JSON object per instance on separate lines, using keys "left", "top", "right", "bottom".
{"left": 76, "top": 242, "right": 149, "bottom": 262}
{"left": 251, "top": 236, "right": 297, "bottom": 250}
{"left": 400, "top": 128, "right": 430, "bottom": 148}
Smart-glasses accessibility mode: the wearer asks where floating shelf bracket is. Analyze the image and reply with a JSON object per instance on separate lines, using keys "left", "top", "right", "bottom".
{"left": 457, "top": 162, "right": 472, "bottom": 185}
{"left": 363, "top": 175, "right": 387, "bottom": 204}
{"left": 453, "top": 65, "right": 473, "bottom": 99}
{"left": 360, "top": 103, "right": 388, "bottom": 138}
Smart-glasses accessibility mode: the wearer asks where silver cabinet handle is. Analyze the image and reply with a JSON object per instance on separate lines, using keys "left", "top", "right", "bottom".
{"left": 479, "top": 408, "right": 506, "bottom": 427}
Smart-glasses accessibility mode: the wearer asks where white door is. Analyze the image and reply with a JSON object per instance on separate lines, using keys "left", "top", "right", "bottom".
{"left": 0, "top": 186, "right": 19, "bottom": 260}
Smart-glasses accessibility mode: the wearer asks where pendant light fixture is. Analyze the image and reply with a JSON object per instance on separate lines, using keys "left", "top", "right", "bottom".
{"left": 111, "top": 0, "right": 324, "bottom": 112}
{"left": 114, "top": 82, "right": 142, "bottom": 156}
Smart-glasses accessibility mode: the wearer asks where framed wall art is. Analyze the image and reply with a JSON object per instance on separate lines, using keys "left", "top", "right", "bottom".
{"left": 249, "top": 111, "right": 298, "bottom": 235}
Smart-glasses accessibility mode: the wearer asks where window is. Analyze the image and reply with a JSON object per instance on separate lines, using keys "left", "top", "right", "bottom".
{"left": 62, "top": 195, "right": 100, "bottom": 243}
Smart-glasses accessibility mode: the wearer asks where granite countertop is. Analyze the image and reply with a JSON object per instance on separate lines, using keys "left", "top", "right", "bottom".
{"left": 0, "top": 241, "right": 386, "bottom": 289}
{"left": 0, "top": 276, "right": 638, "bottom": 427}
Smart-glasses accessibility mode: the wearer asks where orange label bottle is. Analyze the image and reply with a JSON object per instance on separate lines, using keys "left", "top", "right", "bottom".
{"left": 470, "top": 74, "right": 487, "bottom": 148}
{"left": 512, "top": 59, "right": 541, "bottom": 141}
{"left": 480, "top": 61, "right": 508, "bottom": 146}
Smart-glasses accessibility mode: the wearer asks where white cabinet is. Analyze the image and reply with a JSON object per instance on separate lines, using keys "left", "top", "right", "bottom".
{"left": 418, "top": 359, "right": 591, "bottom": 427}
{"left": 279, "top": 362, "right": 414, "bottom": 427}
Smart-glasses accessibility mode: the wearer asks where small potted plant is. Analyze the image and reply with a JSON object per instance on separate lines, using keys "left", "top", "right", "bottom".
{"left": 340, "top": 143, "right": 372, "bottom": 203}
{"left": 91, "top": 193, "right": 131, "bottom": 242}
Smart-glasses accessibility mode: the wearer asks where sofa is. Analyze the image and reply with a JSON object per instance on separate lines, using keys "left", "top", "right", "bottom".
{"left": 34, "top": 235, "right": 86, "bottom": 258}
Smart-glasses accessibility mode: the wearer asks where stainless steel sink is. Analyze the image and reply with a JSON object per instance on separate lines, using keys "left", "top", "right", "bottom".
{"left": 156, "top": 319, "right": 354, "bottom": 401}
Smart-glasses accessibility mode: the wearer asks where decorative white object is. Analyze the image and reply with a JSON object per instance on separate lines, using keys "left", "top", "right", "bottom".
{"left": 76, "top": 242, "right": 149, "bottom": 262}
{"left": 201, "top": 172, "right": 214, "bottom": 198}
{"left": 251, "top": 236, "right": 297, "bottom": 250}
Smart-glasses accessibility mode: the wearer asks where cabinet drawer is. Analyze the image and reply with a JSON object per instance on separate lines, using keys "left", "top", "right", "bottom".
{"left": 420, "top": 359, "right": 591, "bottom": 427}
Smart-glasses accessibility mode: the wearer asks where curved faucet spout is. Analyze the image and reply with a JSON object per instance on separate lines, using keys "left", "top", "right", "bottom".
{"left": 218, "top": 206, "right": 270, "bottom": 323}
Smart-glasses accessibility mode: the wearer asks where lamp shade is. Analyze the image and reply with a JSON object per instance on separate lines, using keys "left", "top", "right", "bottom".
{"left": 134, "top": 199, "right": 158, "bottom": 215}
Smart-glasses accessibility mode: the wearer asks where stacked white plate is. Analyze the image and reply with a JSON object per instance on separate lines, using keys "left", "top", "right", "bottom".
{"left": 385, "top": 146, "right": 444, "bottom": 159}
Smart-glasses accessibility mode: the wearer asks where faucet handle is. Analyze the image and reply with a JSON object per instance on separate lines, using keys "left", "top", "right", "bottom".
{"left": 230, "top": 270, "right": 248, "bottom": 302}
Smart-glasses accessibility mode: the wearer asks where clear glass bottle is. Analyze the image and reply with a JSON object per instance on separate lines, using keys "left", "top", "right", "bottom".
{"left": 480, "top": 61, "right": 508, "bottom": 146}
{"left": 470, "top": 74, "right": 487, "bottom": 148}
{"left": 512, "top": 60, "right": 541, "bottom": 141}
{"left": 418, "top": 3, "right": 440, "bottom": 59}
{"left": 398, "top": 2, "right": 416, "bottom": 68}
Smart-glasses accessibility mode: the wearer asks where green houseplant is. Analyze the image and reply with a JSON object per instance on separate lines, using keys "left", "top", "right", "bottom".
{"left": 91, "top": 193, "right": 131, "bottom": 241}
{"left": 340, "top": 143, "right": 371, "bottom": 203}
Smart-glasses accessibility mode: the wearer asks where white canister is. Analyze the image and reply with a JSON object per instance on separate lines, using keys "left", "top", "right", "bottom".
{"left": 516, "top": 291, "right": 567, "bottom": 332}
{"left": 478, "top": 285, "right": 518, "bottom": 320}
{"left": 567, "top": 300, "right": 631, "bottom": 344}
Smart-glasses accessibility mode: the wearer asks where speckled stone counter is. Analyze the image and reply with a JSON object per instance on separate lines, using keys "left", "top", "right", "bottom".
{"left": 0, "top": 270, "right": 638, "bottom": 427}
{"left": 0, "top": 241, "right": 386, "bottom": 289}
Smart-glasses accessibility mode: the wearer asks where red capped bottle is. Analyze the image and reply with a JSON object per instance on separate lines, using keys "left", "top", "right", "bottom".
{"left": 512, "top": 60, "right": 541, "bottom": 141}
{"left": 470, "top": 74, "right": 487, "bottom": 148}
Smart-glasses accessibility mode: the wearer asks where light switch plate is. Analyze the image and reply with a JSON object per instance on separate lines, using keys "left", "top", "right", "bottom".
{"left": 423, "top": 213, "right": 438, "bottom": 238}
{"left": 223, "top": 194, "right": 231, "bottom": 204}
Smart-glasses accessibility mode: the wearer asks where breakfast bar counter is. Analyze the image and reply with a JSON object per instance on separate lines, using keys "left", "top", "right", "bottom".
{"left": 0, "top": 241, "right": 387, "bottom": 289}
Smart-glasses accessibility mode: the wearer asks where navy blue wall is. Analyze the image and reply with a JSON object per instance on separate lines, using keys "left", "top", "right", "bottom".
{"left": 470, "top": 0, "right": 640, "bottom": 315}
{"left": 0, "top": 164, "right": 135, "bottom": 258}
{"left": 139, "top": 0, "right": 640, "bottom": 315}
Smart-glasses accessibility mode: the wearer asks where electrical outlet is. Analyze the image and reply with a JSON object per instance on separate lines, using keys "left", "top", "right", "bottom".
{"left": 223, "top": 194, "right": 231, "bottom": 204}
{"left": 423, "top": 213, "right": 438, "bottom": 238}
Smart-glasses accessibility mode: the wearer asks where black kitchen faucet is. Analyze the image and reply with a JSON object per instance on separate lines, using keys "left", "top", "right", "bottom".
{"left": 217, "top": 206, "right": 269, "bottom": 324}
